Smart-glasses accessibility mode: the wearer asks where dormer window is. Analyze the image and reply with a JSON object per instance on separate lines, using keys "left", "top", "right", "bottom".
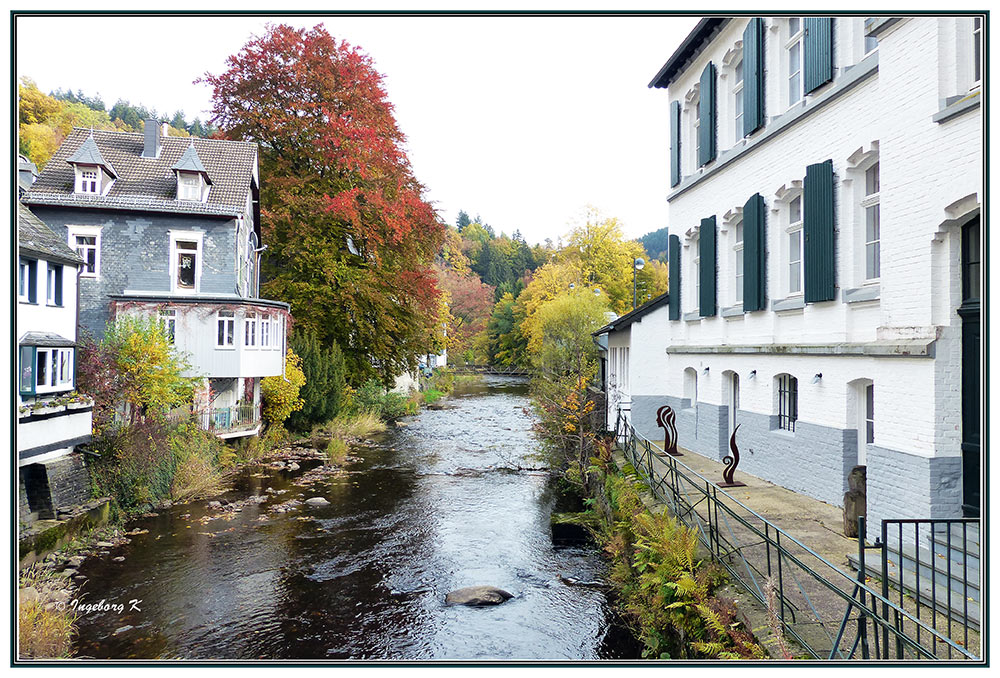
{"left": 178, "top": 172, "right": 204, "bottom": 201}
{"left": 77, "top": 167, "right": 100, "bottom": 194}
{"left": 171, "top": 143, "right": 213, "bottom": 203}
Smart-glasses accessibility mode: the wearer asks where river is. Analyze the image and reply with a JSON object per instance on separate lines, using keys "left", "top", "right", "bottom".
{"left": 72, "top": 376, "right": 638, "bottom": 660}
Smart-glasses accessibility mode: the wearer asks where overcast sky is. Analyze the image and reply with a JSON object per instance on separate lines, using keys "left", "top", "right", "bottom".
{"left": 15, "top": 13, "right": 698, "bottom": 246}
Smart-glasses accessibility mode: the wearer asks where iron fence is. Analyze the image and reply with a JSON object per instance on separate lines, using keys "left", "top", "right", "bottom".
{"left": 613, "top": 414, "right": 980, "bottom": 661}
{"left": 169, "top": 402, "right": 261, "bottom": 435}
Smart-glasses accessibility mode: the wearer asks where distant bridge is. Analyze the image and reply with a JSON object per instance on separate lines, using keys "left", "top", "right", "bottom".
{"left": 450, "top": 364, "right": 532, "bottom": 377}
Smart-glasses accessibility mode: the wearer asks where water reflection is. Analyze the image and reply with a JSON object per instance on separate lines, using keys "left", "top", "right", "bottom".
{"left": 73, "top": 376, "right": 637, "bottom": 660}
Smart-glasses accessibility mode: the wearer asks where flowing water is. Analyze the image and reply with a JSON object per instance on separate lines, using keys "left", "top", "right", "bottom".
{"left": 72, "top": 376, "right": 638, "bottom": 660}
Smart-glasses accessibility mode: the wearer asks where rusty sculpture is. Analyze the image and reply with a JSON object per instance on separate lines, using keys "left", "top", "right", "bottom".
{"left": 656, "top": 405, "right": 683, "bottom": 456}
{"left": 719, "top": 423, "right": 747, "bottom": 488}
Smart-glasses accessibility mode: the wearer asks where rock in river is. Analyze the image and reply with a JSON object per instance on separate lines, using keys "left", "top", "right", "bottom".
{"left": 304, "top": 497, "right": 330, "bottom": 506}
{"left": 445, "top": 586, "right": 514, "bottom": 606}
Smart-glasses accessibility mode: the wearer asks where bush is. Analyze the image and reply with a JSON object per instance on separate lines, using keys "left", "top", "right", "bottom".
{"left": 354, "top": 379, "right": 410, "bottom": 421}
{"left": 18, "top": 568, "right": 76, "bottom": 659}
{"left": 288, "top": 331, "right": 347, "bottom": 433}
{"left": 87, "top": 420, "right": 175, "bottom": 514}
{"left": 261, "top": 349, "right": 306, "bottom": 428}
{"left": 168, "top": 422, "right": 225, "bottom": 502}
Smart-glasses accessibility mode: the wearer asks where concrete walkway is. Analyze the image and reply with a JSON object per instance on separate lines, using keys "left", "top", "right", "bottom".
{"left": 615, "top": 436, "right": 979, "bottom": 660}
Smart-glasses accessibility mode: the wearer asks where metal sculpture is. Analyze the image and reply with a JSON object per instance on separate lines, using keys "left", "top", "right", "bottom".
{"left": 719, "top": 423, "right": 747, "bottom": 488}
{"left": 656, "top": 405, "right": 683, "bottom": 456}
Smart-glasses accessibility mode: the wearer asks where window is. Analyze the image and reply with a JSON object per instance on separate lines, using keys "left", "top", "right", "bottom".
{"left": 46, "top": 263, "right": 63, "bottom": 306}
{"left": 19, "top": 259, "right": 36, "bottom": 303}
{"left": 787, "top": 196, "right": 803, "bottom": 294}
{"left": 217, "top": 310, "right": 235, "bottom": 348}
{"left": 68, "top": 227, "right": 100, "bottom": 277}
{"left": 77, "top": 167, "right": 99, "bottom": 194}
{"left": 733, "top": 218, "right": 744, "bottom": 304}
{"left": 864, "top": 18, "right": 878, "bottom": 55}
{"left": 733, "top": 56, "right": 745, "bottom": 141}
{"left": 973, "top": 17, "right": 982, "bottom": 86}
{"left": 169, "top": 232, "right": 203, "bottom": 293}
{"left": 777, "top": 374, "right": 798, "bottom": 432}
{"left": 178, "top": 172, "right": 202, "bottom": 201}
{"left": 787, "top": 18, "right": 804, "bottom": 107}
{"left": 863, "top": 163, "right": 880, "bottom": 280}
{"left": 691, "top": 238, "right": 701, "bottom": 312}
{"left": 693, "top": 97, "right": 701, "bottom": 170}
{"left": 176, "top": 241, "right": 198, "bottom": 290}
{"left": 159, "top": 309, "right": 176, "bottom": 343}
{"left": 865, "top": 383, "right": 874, "bottom": 444}
{"left": 244, "top": 312, "right": 257, "bottom": 348}
{"left": 260, "top": 313, "right": 270, "bottom": 347}
{"left": 19, "top": 346, "right": 34, "bottom": 394}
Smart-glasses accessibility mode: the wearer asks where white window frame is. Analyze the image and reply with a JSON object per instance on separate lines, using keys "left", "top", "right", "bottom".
{"left": 177, "top": 171, "right": 206, "bottom": 202}
{"left": 68, "top": 226, "right": 101, "bottom": 278}
{"left": 33, "top": 347, "right": 74, "bottom": 394}
{"left": 46, "top": 263, "right": 59, "bottom": 306}
{"left": 733, "top": 217, "right": 744, "bottom": 304}
{"left": 973, "top": 17, "right": 983, "bottom": 88}
{"left": 244, "top": 312, "right": 257, "bottom": 349}
{"left": 776, "top": 373, "right": 798, "bottom": 432}
{"left": 733, "top": 55, "right": 745, "bottom": 142}
{"left": 169, "top": 230, "right": 204, "bottom": 294}
{"left": 159, "top": 309, "right": 177, "bottom": 344}
{"left": 75, "top": 165, "right": 101, "bottom": 194}
{"left": 786, "top": 18, "right": 805, "bottom": 108}
{"left": 19, "top": 259, "right": 31, "bottom": 302}
{"left": 862, "top": 162, "right": 880, "bottom": 282}
{"left": 786, "top": 195, "right": 804, "bottom": 296}
{"left": 216, "top": 310, "right": 236, "bottom": 349}
{"left": 260, "top": 313, "right": 270, "bottom": 348}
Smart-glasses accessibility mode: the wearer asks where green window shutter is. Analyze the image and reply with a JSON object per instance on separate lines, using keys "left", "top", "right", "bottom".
{"left": 804, "top": 17, "right": 833, "bottom": 94}
{"left": 804, "top": 159, "right": 836, "bottom": 303}
{"left": 670, "top": 100, "right": 682, "bottom": 187}
{"left": 743, "top": 193, "right": 766, "bottom": 311}
{"left": 698, "top": 63, "right": 717, "bottom": 166}
{"left": 54, "top": 265, "right": 64, "bottom": 306}
{"left": 668, "top": 234, "right": 681, "bottom": 320}
{"left": 743, "top": 18, "right": 765, "bottom": 136}
{"left": 27, "top": 260, "right": 37, "bottom": 304}
{"left": 699, "top": 216, "right": 717, "bottom": 316}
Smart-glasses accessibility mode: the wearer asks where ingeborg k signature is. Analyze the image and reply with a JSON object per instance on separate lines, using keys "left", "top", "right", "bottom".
{"left": 57, "top": 598, "right": 142, "bottom": 614}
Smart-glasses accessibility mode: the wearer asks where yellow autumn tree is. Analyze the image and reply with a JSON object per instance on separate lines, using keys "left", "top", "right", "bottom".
{"left": 261, "top": 349, "right": 306, "bottom": 428}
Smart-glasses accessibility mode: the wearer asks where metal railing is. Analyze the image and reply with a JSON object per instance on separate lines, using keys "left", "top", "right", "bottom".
{"left": 613, "top": 414, "right": 980, "bottom": 661}
{"left": 169, "top": 402, "right": 261, "bottom": 435}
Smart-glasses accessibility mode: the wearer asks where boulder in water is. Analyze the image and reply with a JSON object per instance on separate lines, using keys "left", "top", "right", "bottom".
{"left": 304, "top": 497, "right": 330, "bottom": 506}
{"left": 445, "top": 586, "right": 513, "bottom": 606}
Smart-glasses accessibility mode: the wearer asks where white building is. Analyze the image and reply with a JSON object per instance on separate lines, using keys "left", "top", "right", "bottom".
{"left": 17, "top": 206, "right": 95, "bottom": 524}
{"left": 598, "top": 16, "right": 982, "bottom": 532}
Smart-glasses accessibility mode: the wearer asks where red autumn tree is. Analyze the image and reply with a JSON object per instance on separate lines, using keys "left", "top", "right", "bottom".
{"left": 201, "top": 24, "right": 444, "bottom": 385}
{"left": 434, "top": 264, "right": 495, "bottom": 360}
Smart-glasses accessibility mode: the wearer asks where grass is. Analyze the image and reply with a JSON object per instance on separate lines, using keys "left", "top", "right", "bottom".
{"left": 313, "top": 411, "right": 387, "bottom": 441}
{"left": 423, "top": 388, "right": 445, "bottom": 405}
{"left": 326, "top": 437, "right": 349, "bottom": 464}
{"left": 18, "top": 566, "right": 76, "bottom": 659}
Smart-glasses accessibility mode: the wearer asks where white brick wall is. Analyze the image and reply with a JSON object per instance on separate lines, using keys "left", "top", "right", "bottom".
{"left": 606, "top": 16, "right": 981, "bottom": 518}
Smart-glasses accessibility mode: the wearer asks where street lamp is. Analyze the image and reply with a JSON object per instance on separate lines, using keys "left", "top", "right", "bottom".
{"left": 632, "top": 258, "right": 645, "bottom": 309}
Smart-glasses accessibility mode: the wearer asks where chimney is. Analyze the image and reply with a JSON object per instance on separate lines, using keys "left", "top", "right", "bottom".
{"left": 161, "top": 122, "right": 170, "bottom": 137}
{"left": 143, "top": 118, "right": 161, "bottom": 158}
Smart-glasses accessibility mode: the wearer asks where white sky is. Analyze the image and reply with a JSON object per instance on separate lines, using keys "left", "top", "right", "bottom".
{"left": 15, "top": 13, "right": 698, "bottom": 246}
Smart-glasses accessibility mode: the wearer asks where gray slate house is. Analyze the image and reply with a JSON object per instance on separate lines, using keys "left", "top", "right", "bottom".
{"left": 23, "top": 121, "right": 290, "bottom": 438}
{"left": 17, "top": 206, "right": 93, "bottom": 524}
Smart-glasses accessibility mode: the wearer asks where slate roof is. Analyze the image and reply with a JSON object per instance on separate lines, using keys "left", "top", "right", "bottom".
{"left": 23, "top": 128, "right": 257, "bottom": 218}
{"left": 66, "top": 134, "right": 117, "bottom": 177}
{"left": 18, "top": 205, "right": 84, "bottom": 265}
{"left": 19, "top": 331, "right": 76, "bottom": 348}
{"left": 171, "top": 143, "right": 213, "bottom": 183}
{"left": 592, "top": 290, "right": 671, "bottom": 336}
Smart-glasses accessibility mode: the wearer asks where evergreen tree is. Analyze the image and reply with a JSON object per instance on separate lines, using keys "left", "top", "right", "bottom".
{"left": 287, "top": 331, "right": 347, "bottom": 431}
{"left": 456, "top": 210, "right": 471, "bottom": 232}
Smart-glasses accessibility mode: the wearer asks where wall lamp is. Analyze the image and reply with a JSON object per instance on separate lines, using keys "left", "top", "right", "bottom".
{"left": 812, "top": 373, "right": 823, "bottom": 384}
{"left": 748, "top": 370, "right": 757, "bottom": 380}
{"left": 702, "top": 366, "right": 710, "bottom": 375}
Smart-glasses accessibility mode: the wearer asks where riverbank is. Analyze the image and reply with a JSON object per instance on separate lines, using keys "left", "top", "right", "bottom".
{"left": 56, "top": 375, "right": 629, "bottom": 660}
